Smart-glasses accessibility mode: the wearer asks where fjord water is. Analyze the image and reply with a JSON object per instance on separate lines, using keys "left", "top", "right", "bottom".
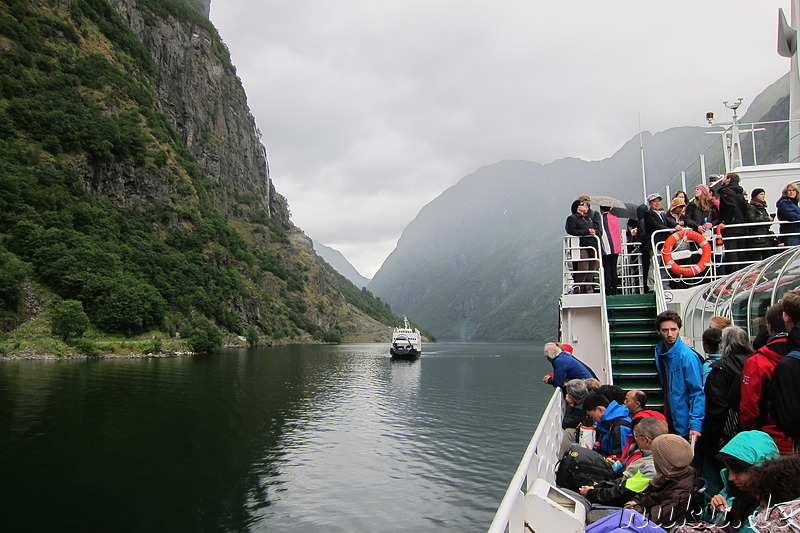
{"left": 0, "top": 342, "right": 553, "bottom": 532}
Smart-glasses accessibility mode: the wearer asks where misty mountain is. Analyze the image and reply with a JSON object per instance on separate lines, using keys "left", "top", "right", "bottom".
{"left": 313, "top": 240, "right": 370, "bottom": 289}
{"left": 368, "top": 79, "right": 788, "bottom": 340}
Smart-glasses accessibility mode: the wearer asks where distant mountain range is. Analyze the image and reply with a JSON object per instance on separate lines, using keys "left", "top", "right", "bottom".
{"left": 367, "top": 75, "right": 789, "bottom": 340}
{"left": 313, "top": 240, "right": 370, "bottom": 288}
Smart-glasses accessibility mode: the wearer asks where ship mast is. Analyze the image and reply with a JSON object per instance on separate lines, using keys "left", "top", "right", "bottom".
{"left": 779, "top": 0, "right": 800, "bottom": 163}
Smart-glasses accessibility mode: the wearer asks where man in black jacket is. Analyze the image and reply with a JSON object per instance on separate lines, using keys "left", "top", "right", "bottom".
{"left": 717, "top": 173, "right": 749, "bottom": 273}
{"left": 642, "top": 193, "right": 680, "bottom": 291}
{"left": 772, "top": 289, "right": 800, "bottom": 454}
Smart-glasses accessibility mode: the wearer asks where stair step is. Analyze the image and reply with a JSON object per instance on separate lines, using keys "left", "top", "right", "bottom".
{"left": 606, "top": 293, "right": 657, "bottom": 309}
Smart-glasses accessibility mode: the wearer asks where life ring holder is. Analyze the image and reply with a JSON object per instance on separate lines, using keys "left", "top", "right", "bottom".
{"left": 661, "top": 229, "right": 712, "bottom": 277}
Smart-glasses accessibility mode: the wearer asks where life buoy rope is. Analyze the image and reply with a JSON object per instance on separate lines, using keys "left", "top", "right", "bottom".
{"left": 661, "top": 229, "right": 712, "bottom": 277}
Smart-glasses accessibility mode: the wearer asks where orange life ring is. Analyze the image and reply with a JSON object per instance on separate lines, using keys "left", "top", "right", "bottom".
{"left": 661, "top": 229, "right": 712, "bottom": 276}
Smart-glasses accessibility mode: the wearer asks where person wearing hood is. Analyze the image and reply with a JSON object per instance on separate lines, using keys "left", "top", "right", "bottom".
{"left": 776, "top": 182, "right": 800, "bottom": 246}
{"left": 566, "top": 198, "right": 602, "bottom": 293}
{"left": 584, "top": 392, "right": 633, "bottom": 457}
{"left": 717, "top": 173, "right": 749, "bottom": 273}
{"left": 745, "top": 188, "right": 777, "bottom": 261}
{"left": 700, "top": 430, "right": 780, "bottom": 533}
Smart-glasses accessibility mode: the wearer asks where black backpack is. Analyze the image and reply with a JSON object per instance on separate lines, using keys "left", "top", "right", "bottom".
{"left": 555, "top": 443, "right": 616, "bottom": 491}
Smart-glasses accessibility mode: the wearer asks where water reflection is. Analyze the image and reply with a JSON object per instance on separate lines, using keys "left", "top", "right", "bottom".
{"left": 0, "top": 342, "right": 550, "bottom": 532}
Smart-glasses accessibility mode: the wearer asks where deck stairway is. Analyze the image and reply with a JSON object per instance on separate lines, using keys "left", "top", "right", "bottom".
{"left": 606, "top": 293, "right": 663, "bottom": 408}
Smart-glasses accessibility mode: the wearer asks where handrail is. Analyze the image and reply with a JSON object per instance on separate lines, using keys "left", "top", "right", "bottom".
{"left": 651, "top": 220, "right": 800, "bottom": 296}
{"left": 562, "top": 235, "right": 602, "bottom": 295}
{"left": 561, "top": 234, "right": 614, "bottom": 384}
{"left": 487, "top": 390, "right": 565, "bottom": 533}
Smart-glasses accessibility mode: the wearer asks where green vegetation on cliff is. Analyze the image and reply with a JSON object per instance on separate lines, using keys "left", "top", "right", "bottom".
{"left": 0, "top": 0, "right": 404, "bottom": 355}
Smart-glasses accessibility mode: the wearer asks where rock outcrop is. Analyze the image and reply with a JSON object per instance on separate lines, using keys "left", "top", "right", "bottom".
{"left": 108, "top": 0, "right": 277, "bottom": 219}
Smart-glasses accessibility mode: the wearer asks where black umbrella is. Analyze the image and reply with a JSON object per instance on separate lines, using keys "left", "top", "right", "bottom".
{"left": 609, "top": 202, "right": 640, "bottom": 220}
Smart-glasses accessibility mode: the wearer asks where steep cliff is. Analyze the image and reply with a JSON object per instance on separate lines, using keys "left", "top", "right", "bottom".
{"left": 0, "top": 0, "right": 398, "bottom": 353}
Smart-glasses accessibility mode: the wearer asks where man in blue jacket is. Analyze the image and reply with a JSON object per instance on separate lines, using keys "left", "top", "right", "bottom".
{"left": 584, "top": 391, "right": 633, "bottom": 457}
{"left": 654, "top": 310, "right": 705, "bottom": 439}
{"left": 541, "top": 342, "right": 595, "bottom": 389}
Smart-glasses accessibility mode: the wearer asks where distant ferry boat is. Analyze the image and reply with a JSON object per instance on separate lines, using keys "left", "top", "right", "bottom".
{"left": 489, "top": 3, "right": 800, "bottom": 531}
{"left": 390, "top": 317, "right": 421, "bottom": 358}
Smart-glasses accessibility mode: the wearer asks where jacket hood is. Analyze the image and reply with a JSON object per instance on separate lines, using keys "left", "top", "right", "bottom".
{"left": 600, "top": 400, "right": 631, "bottom": 424}
{"left": 719, "top": 430, "right": 779, "bottom": 466}
{"left": 755, "top": 333, "right": 789, "bottom": 362}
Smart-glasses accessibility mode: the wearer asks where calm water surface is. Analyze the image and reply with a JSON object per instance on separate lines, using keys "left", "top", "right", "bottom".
{"left": 0, "top": 342, "right": 553, "bottom": 532}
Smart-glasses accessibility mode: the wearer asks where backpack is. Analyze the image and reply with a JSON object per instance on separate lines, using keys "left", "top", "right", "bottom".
{"left": 555, "top": 443, "right": 616, "bottom": 491}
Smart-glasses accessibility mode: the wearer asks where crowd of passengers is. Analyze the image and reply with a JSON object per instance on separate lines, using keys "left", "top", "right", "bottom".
{"left": 540, "top": 291, "right": 800, "bottom": 532}
{"left": 566, "top": 174, "right": 800, "bottom": 295}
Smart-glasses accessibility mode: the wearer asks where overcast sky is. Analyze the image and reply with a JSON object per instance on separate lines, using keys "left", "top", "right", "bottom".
{"left": 210, "top": 1, "right": 791, "bottom": 278}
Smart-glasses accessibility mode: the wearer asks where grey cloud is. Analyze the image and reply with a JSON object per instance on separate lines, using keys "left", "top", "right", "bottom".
{"left": 212, "top": 1, "right": 788, "bottom": 277}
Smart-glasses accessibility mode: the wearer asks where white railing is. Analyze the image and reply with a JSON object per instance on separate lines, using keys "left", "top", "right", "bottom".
{"left": 562, "top": 235, "right": 602, "bottom": 295}
{"left": 650, "top": 220, "right": 799, "bottom": 302}
{"left": 563, "top": 235, "right": 648, "bottom": 297}
{"left": 487, "top": 390, "right": 566, "bottom": 533}
{"left": 620, "top": 240, "right": 644, "bottom": 294}
{"left": 562, "top": 220, "right": 800, "bottom": 302}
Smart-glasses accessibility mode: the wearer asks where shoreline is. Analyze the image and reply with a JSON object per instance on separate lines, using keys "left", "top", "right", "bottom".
{"left": 0, "top": 338, "right": 391, "bottom": 361}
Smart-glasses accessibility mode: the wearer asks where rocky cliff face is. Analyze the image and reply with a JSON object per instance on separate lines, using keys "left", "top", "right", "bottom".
{"left": 108, "top": 0, "right": 277, "bottom": 220}
{"left": 0, "top": 0, "right": 399, "bottom": 349}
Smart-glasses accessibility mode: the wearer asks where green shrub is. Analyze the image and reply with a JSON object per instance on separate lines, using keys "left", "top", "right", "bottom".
{"left": 142, "top": 337, "right": 162, "bottom": 355}
{"left": 0, "top": 250, "right": 29, "bottom": 311}
{"left": 245, "top": 325, "right": 259, "bottom": 347}
{"left": 182, "top": 316, "right": 222, "bottom": 354}
{"left": 72, "top": 337, "right": 98, "bottom": 356}
{"left": 48, "top": 298, "right": 90, "bottom": 341}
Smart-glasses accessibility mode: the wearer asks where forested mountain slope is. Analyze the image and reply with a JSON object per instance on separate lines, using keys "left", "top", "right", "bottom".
{"left": 0, "top": 0, "right": 401, "bottom": 354}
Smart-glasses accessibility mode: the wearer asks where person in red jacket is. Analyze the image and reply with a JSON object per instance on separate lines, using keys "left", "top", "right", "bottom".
{"left": 740, "top": 302, "right": 792, "bottom": 454}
